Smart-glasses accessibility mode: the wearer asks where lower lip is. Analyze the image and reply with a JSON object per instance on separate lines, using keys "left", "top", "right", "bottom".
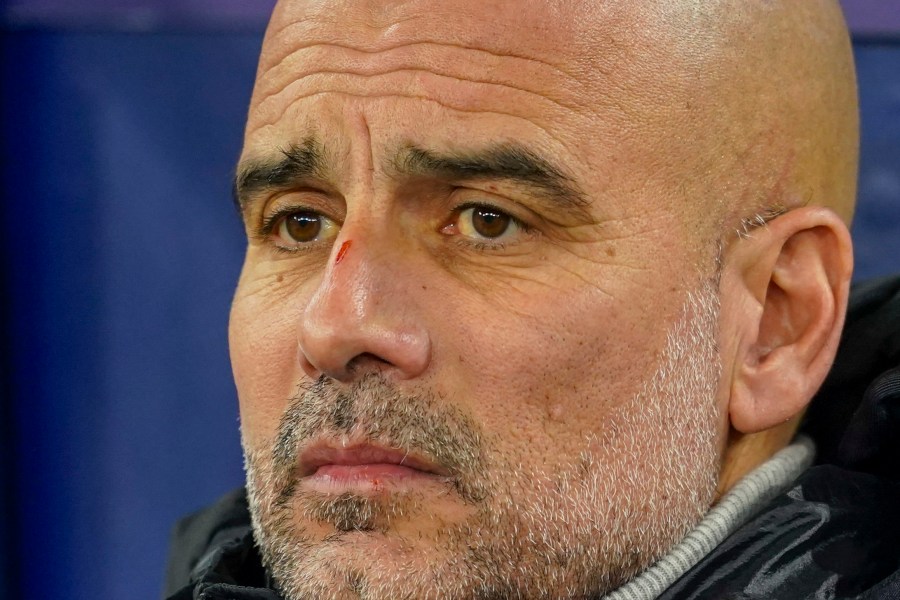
{"left": 303, "top": 463, "right": 443, "bottom": 493}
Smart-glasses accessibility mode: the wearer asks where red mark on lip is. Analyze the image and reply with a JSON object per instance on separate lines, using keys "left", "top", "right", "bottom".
{"left": 335, "top": 240, "right": 352, "bottom": 265}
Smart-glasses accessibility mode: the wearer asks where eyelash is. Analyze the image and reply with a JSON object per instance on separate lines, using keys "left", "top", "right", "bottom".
{"left": 257, "top": 208, "right": 287, "bottom": 239}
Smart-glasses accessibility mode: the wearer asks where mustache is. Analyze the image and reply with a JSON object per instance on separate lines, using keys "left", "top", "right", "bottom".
{"left": 269, "top": 373, "right": 490, "bottom": 504}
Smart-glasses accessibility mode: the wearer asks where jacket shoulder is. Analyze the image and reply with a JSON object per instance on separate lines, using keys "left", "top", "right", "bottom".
{"left": 163, "top": 488, "right": 252, "bottom": 597}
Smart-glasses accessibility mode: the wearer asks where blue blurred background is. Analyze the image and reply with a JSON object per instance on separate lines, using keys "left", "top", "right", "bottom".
{"left": 1, "top": 1, "right": 898, "bottom": 598}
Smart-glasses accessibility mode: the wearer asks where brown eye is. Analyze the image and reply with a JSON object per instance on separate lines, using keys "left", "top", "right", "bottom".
{"left": 457, "top": 206, "right": 520, "bottom": 241}
{"left": 472, "top": 208, "right": 510, "bottom": 238}
{"left": 274, "top": 210, "right": 339, "bottom": 247}
{"left": 283, "top": 212, "right": 321, "bottom": 242}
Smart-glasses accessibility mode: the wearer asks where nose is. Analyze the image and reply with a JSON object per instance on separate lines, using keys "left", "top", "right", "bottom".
{"left": 297, "top": 236, "right": 431, "bottom": 382}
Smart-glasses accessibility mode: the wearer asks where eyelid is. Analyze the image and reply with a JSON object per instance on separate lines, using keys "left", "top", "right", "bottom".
{"left": 453, "top": 198, "right": 529, "bottom": 224}
{"left": 259, "top": 206, "right": 296, "bottom": 237}
{"left": 255, "top": 194, "right": 343, "bottom": 238}
{"left": 447, "top": 181, "right": 543, "bottom": 221}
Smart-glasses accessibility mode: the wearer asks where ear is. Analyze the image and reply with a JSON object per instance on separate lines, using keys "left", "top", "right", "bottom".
{"left": 720, "top": 206, "right": 853, "bottom": 434}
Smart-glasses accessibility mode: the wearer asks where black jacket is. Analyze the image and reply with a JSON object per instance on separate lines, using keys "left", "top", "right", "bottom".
{"left": 164, "top": 275, "right": 900, "bottom": 600}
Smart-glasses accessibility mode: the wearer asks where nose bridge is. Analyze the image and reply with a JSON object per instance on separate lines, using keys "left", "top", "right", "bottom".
{"left": 310, "top": 238, "right": 381, "bottom": 333}
{"left": 298, "top": 229, "right": 430, "bottom": 381}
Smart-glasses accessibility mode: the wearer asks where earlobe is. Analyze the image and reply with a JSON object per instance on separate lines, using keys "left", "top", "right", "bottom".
{"left": 724, "top": 207, "right": 853, "bottom": 434}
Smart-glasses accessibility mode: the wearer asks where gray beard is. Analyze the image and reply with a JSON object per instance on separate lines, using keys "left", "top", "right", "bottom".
{"left": 242, "top": 284, "right": 722, "bottom": 600}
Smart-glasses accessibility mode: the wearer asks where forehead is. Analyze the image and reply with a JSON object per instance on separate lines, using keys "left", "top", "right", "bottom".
{"left": 263, "top": 0, "right": 587, "bottom": 62}
{"left": 246, "top": 0, "right": 701, "bottom": 140}
{"left": 257, "top": 0, "right": 591, "bottom": 91}
{"left": 249, "top": 2, "right": 581, "bottom": 145}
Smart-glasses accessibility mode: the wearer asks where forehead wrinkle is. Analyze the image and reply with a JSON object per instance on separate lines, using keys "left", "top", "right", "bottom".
{"left": 250, "top": 40, "right": 585, "bottom": 121}
{"left": 258, "top": 37, "right": 576, "bottom": 84}
{"left": 256, "top": 68, "right": 579, "bottom": 123}
{"left": 251, "top": 89, "right": 563, "bottom": 147}
{"left": 260, "top": 0, "right": 583, "bottom": 80}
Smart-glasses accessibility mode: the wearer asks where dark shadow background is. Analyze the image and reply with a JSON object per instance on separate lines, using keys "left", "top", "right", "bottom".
{"left": 1, "top": 1, "right": 898, "bottom": 598}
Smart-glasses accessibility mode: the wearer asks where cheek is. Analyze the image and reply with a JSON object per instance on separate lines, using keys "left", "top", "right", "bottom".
{"left": 230, "top": 283, "right": 306, "bottom": 448}
{"left": 439, "top": 283, "right": 672, "bottom": 448}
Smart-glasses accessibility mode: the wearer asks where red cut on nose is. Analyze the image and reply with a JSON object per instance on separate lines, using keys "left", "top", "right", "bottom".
{"left": 335, "top": 240, "right": 352, "bottom": 265}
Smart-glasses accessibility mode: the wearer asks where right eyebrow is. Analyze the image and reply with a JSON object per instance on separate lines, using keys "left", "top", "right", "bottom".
{"left": 233, "top": 137, "right": 326, "bottom": 215}
{"left": 394, "top": 143, "right": 590, "bottom": 220}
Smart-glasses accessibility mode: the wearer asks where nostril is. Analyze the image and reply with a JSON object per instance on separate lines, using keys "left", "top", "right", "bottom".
{"left": 346, "top": 352, "right": 391, "bottom": 376}
{"left": 298, "top": 343, "right": 323, "bottom": 379}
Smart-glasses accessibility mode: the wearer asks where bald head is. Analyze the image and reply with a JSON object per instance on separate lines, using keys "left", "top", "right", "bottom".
{"left": 683, "top": 0, "right": 859, "bottom": 227}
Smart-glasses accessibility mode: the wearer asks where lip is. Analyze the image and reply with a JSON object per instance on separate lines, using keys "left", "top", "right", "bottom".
{"left": 298, "top": 442, "right": 452, "bottom": 480}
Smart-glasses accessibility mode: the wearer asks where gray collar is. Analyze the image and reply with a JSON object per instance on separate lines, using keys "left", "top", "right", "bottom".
{"left": 603, "top": 436, "right": 816, "bottom": 600}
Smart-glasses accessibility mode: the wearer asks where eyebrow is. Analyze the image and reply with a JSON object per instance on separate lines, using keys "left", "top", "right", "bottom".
{"left": 234, "top": 139, "right": 591, "bottom": 222}
{"left": 233, "top": 137, "right": 326, "bottom": 214}
{"left": 395, "top": 144, "right": 590, "bottom": 219}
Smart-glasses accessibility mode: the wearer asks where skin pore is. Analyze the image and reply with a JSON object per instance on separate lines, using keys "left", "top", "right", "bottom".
{"left": 230, "top": 1, "right": 858, "bottom": 598}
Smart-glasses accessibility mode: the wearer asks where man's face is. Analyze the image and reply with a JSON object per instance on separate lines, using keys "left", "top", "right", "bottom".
{"left": 231, "top": 1, "right": 731, "bottom": 597}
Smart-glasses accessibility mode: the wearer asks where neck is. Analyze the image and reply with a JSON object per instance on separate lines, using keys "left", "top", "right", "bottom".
{"left": 715, "top": 414, "right": 803, "bottom": 500}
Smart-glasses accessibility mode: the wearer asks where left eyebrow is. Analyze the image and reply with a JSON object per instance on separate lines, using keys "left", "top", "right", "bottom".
{"left": 233, "top": 137, "right": 326, "bottom": 216}
{"left": 394, "top": 143, "right": 592, "bottom": 221}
